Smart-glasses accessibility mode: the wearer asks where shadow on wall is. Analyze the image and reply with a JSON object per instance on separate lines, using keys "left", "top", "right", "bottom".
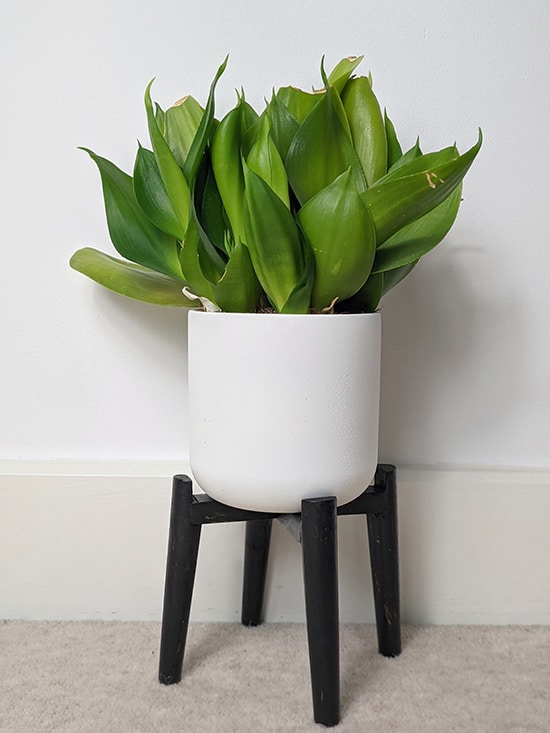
{"left": 377, "top": 245, "right": 521, "bottom": 467}
{"left": 89, "top": 288, "right": 191, "bottom": 451}
{"left": 95, "top": 287, "right": 190, "bottom": 371}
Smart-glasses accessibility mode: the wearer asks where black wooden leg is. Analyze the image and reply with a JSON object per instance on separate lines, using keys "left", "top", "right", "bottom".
{"left": 241, "top": 519, "right": 273, "bottom": 626}
{"left": 367, "top": 466, "right": 401, "bottom": 657}
{"left": 302, "top": 496, "right": 340, "bottom": 727}
{"left": 159, "top": 475, "right": 202, "bottom": 684}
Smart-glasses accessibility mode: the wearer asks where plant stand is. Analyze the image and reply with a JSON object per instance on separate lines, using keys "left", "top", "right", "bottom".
{"left": 158, "top": 464, "right": 400, "bottom": 728}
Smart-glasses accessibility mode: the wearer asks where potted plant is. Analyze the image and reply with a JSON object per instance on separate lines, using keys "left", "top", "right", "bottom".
{"left": 70, "top": 55, "right": 481, "bottom": 512}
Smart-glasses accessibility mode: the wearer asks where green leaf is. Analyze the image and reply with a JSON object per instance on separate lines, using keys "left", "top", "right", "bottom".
{"left": 240, "top": 102, "right": 262, "bottom": 157}
{"left": 266, "top": 92, "right": 300, "bottom": 161}
{"left": 154, "top": 102, "right": 166, "bottom": 135}
{"left": 362, "top": 130, "right": 482, "bottom": 244}
{"left": 340, "top": 271, "right": 384, "bottom": 313}
{"left": 247, "top": 115, "right": 290, "bottom": 208}
{"left": 327, "top": 55, "right": 364, "bottom": 94}
{"left": 164, "top": 95, "right": 204, "bottom": 168}
{"left": 381, "top": 260, "right": 418, "bottom": 297}
{"left": 178, "top": 217, "right": 217, "bottom": 302}
{"left": 337, "top": 260, "right": 418, "bottom": 310}
{"left": 298, "top": 168, "right": 376, "bottom": 310}
{"left": 214, "top": 242, "right": 261, "bottom": 312}
{"left": 70, "top": 248, "right": 193, "bottom": 306}
{"left": 80, "top": 148, "right": 183, "bottom": 278}
{"left": 280, "top": 236, "right": 315, "bottom": 314}
{"left": 385, "top": 139, "right": 422, "bottom": 177}
{"left": 182, "top": 56, "right": 228, "bottom": 184}
{"left": 133, "top": 146, "right": 185, "bottom": 239}
{"left": 193, "top": 149, "right": 227, "bottom": 254}
{"left": 384, "top": 111, "right": 403, "bottom": 169}
{"left": 372, "top": 184, "right": 462, "bottom": 273}
{"left": 145, "top": 80, "right": 190, "bottom": 233}
{"left": 188, "top": 167, "right": 227, "bottom": 283}
{"left": 276, "top": 86, "right": 323, "bottom": 123}
{"left": 380, "top": 144, "right": 455, "bottom": 183}
{"left": 286, "top": 85, "right": 366, "bottom": 205}
{"left": 243, "top": 162, "right": 305, "bottom": 313}
{"left": 342, "top": 75, "right": 387, "bottom": 186}
{"left": 211, "top": 95, "right": 254, "bottom": 245}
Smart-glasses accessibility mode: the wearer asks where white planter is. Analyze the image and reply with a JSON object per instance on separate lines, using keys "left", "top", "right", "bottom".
{"left": 188, "top": 311, "right": 381, "bottom": 513}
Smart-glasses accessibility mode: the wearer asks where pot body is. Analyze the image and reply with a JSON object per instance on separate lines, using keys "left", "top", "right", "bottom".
{"left": 188, "top": 311, "right": 381, "bottom": 513}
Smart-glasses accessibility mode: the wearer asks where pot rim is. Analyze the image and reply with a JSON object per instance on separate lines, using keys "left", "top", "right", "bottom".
{"left": 189, "top": 310, "right": 381, "bottom": 319}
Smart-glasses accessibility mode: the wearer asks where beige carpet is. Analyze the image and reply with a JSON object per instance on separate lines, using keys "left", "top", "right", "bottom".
{"left": 0, "top": 622, "right": 549, "bottom": 732}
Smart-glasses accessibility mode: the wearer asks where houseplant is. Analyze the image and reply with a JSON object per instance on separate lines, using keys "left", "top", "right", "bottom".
{"left": 70, "top": 55, "right": 481, "bottom": 511}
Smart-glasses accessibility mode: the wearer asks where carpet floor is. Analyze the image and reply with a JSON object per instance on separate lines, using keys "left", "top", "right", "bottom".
{"left": 0, "top": 622, "right": 549, "bottom": 732}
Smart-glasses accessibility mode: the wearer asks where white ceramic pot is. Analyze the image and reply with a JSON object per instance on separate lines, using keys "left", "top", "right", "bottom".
{"left": 188, "top": 311, "right": 381, "bottom": 513}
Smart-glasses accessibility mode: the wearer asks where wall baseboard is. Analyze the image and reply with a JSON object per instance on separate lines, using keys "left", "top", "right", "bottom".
{"left": 1, "top": 462, "right": 549, "bottom": 624}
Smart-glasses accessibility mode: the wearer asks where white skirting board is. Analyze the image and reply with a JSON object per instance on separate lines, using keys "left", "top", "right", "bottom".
{"left": 1, "top": 462, "right": 549, "bottom": 624}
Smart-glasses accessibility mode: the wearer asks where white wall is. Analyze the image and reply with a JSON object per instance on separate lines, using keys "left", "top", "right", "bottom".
{"left": 1, "top": 2, "right": 550, "bottom": 621}
{"left": 1, "top": 0, "right": 549, "bottom": 467}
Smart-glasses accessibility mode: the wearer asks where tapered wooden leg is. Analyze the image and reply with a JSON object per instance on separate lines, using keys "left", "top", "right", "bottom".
{"left": 159, "top": 475, "right": 201, "bottom": 684}
{"left": 367, "top": 466, "right": 401, "bottom": 657}
{"left": 241, "top": 519, "right": 273, "bottom": 626}
{"left": 302, "top": 496, "right": 340, "bottom": 727}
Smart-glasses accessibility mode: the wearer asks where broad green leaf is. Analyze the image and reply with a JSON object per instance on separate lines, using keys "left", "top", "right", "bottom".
{"left": 144, "top": 80, "right": 190, "bottom": 232}
{"left": 286, "top": 85, "right": 366, "bottom": 205}
{"left": 327, "top": 55, "right": 364, "bottom": 94}
{"left": 240, "top": 103, "right": 262, "bottom": 157}
{"left": 196, "top": 231, "right": 225, "bottom": 284}
{"left": 188, "top": 168, "right": 227, "bottom": 283}
{"left": 280, "top": 235, "right": 315, "bottom": 314}
{"left": 154, "top": 102, "right": 166, "bottom": 135}
{"left": 337, "top": 261, "right": 419, "bottom": 310}
{"left": 276, "top": 86, "right": 323, "bottom": 123}
{"left": 372, "top": 184, "right": 462, "bottom": 273}
{"left": 385, "top": 139, "right": 422, "bottom": 177}
{"left": 133, "top": 146, "right": 185, "bottom": 239}
{"left": 164, "top": 95, "right": 204, "bottom": 167}
{"left": 342, "top": 76, "right": 387, "bottom": 186}
{"left": 247, "top": 115, "right": 290, "bottom": 208}
{"left": 211, "top": 95, "right": 254, "bottom": 244}
{"left": 81, "top": 148, "right": 183, "bottom": 278}
{"left": 340, "top": 271, "right": 384, "bottom": 313}
{"left": 384, "top": 111, "right": 403, "bottom": 169}
{"left": 243, "top": 162, "right": 304, "bottom": 313}
{"left": 214, "top": 242, "right": 261, "bottom": 312}
{"left": 380, "top": 144, "right": 455, "bottom": 183}
{"left": 182, "top": 56, "right": 228, "bottom": 184}
{"left": 362, "top": 272, "right": 385, "bottom": 311}
{"left": 70, "top": 248, "right": 193, "bottom": 306}
{"left": 298, "top": 168, "right": 376, "bottom": 311}
{"left": 381, "top": 260, "right": 418, "bottom": 297}
{"left": 266, "top": 92, "right": 299, "bottom": 161}
{"left": 179, "top": 217, "right": 217, "bottom": 302}
{"left": 193, "top": 149, "right": 227, "bottom": 254}
{"left": 362, "top": 130, "right": 482, "bottom": 244}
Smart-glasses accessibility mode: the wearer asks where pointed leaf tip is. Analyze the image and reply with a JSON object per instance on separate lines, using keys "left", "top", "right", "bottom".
{"left": 320, "top": 55, "right": 329, "bottom": 89}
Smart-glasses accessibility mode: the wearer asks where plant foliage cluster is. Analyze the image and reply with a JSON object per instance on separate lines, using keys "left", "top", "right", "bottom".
{"left": 70, "top": 56, "right": 481, "bottom": 312}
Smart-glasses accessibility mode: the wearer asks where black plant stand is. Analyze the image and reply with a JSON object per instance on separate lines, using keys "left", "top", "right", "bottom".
{"left": 158, "top": 464, "right": 400, "bottom": 727}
